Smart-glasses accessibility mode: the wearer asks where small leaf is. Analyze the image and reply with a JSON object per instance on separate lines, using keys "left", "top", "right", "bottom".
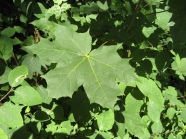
{"left": 10, "top": 86, "right": 42, "bottom": 106}
{"left": 163, "top": 86, "right": 178, "bottom": 106}
{"left": 97, "top": 1, "right": 109, "bottom": 11}
{"left": 14, "top": 26, "right": 24, "bottom": 33}
{"left": 8, "top": 65, "right": 28, "bottom": 87}
{"left": 0, "top": 103, "right": 23, "bottom": 128}
{"left": 45, "top": 121, "right": 58, "bottom": 134}
{"left": 142, "top": 26, "right": 156, "bottom": 38}
{"left": 20, "top": 14, "right": 28, "bottom": 23}
{"left": 178, "top": 58, "right": 186, "bottom": 76}
{"left": 1, "top": 27, "right": 15, "bottom": 37}
{"left": 96, "top": 109, "right": 114, "bottom": 131}
{"left": 151, "top": 120, "right": 163, "bottom": 134}
{"left": 155, "top": 9, "right": 172, "bottom": 30}
{"left": 167, "top": 107, "right": 176, "bottom": 120}
{"left": 53, "top": 0, "right": 63, "bottom": 5}
{"left": 60, "top": 120, "right": 72, "bottom": 135}
{"left": 181, "top": 109, "right": 186, "bottom": 123}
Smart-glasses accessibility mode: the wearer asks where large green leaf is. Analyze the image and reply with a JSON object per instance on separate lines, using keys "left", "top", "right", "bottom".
{"left": 10, "top": 86, "right": 42, "bottom": 106}
{"left": 23, "top": 25, "right": 136, "bottom": 108}
{"left": 0, "top": 103, "right": 23, "bottom": 128}
{"left": 137, "top": 77, "right": 164, "bottom": 121}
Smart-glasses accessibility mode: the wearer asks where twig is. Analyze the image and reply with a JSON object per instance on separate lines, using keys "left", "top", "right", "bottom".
{"left": 12, "top": 52, "right": 19, "bottom": 65}
{"left": 145, "top": 9, "right": 170, "bottom": 16}
{"left": 126, "top": 0, "right": 143, "bottom": 57}
{"left": 34, "top": 28, "right": 41, "bottom": 87}
{"left": 126, "top": 0, "right": 144, "bottom": 32}
{"left": 177, "top": 95, "right": 186, "bottom": 99}
{"left": 0, "top": 87, "right": 14, "bottom": 103}
{"left": 101, "top": 41, "right": 108, "bottom": 46}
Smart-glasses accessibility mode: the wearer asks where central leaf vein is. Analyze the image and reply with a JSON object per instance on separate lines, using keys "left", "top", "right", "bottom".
{"left": 88, "top": 58, "right": 108, "bottom": 101}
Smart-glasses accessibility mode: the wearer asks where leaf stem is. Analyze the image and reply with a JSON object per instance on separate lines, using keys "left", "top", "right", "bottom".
{"left": 0, "top": 87, "right": 14, "bottom": 103}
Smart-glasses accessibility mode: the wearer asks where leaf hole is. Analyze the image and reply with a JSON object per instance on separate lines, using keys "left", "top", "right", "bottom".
{"left": 15, "top": 75, "right": 27, "bottom": 82}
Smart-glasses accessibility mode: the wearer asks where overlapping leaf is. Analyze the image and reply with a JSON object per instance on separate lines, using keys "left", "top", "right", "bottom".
{"left": 10, "top": 86, "right": 42, "bottom": 106}
{"left": 23, "top": 25, "right": 136, "bottom": 108}
{"left": 137, "top": 77, "right": 164, "bottom": 121}
{"left": 124, "top": 112, "right": 149, "bottom": 138}
{"left": 0, "top": 103, "right": 23, "bottom": 128}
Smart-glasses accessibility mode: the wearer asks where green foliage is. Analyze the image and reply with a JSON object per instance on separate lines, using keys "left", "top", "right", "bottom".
{"left": 0, "top": 0, "right": 186, "bottom": 138}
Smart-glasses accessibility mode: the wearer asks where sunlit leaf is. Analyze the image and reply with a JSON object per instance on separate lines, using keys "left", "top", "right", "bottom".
{"left": 0, "top": 103, "right": 23, "bottom": 128}
{"left": 8, "top": 65, "right": 28, "bottom": 87}
{"left": 23, "top": 25, "right": 136, "bottom": 108}
{"left": 137, "top": 77, "right": 164, "bottom": 121}
{"left": 10, "top": 86, "right": 42, "bottom": 106}
{"left": 96, "top": 109, "right": 114, "bottom": 131}
{"left": 142, "top": 26, "right": 156, "bottom": 38}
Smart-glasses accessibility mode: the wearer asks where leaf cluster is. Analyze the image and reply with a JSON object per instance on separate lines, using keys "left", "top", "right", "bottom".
{"left": 0, "top": 0, "right": 186, "bottom": 138}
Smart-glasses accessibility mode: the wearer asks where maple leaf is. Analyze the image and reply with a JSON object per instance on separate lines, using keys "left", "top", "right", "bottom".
{"left": 23, "top": 25, "right": 136, "bottom": 108}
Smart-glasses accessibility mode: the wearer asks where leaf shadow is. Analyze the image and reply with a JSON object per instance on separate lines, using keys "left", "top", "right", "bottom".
{"left": 65, "top": 88, "right": 92, "bottom": 125}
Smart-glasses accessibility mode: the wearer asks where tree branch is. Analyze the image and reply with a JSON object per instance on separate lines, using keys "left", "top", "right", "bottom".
{"left": 0, "top": 87, "right": 14, "bottom": 103}
{"left": 126, "top": 0, "right": 144, "bottom": 32}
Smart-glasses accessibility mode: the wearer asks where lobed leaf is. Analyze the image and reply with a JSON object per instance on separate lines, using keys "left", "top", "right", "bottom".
{"left": 23, "top": 25, "right": 136, "bottom": 108}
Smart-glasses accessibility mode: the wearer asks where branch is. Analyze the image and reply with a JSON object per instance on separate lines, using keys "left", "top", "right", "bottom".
{"left": 126, "top": 0, "right": 144, "bottom": 32}
{"left": 0, "top": 87, "right": 14, "bottom": 103}
{"left": 12, "top": 52, "right": 19, "bottom": 65}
